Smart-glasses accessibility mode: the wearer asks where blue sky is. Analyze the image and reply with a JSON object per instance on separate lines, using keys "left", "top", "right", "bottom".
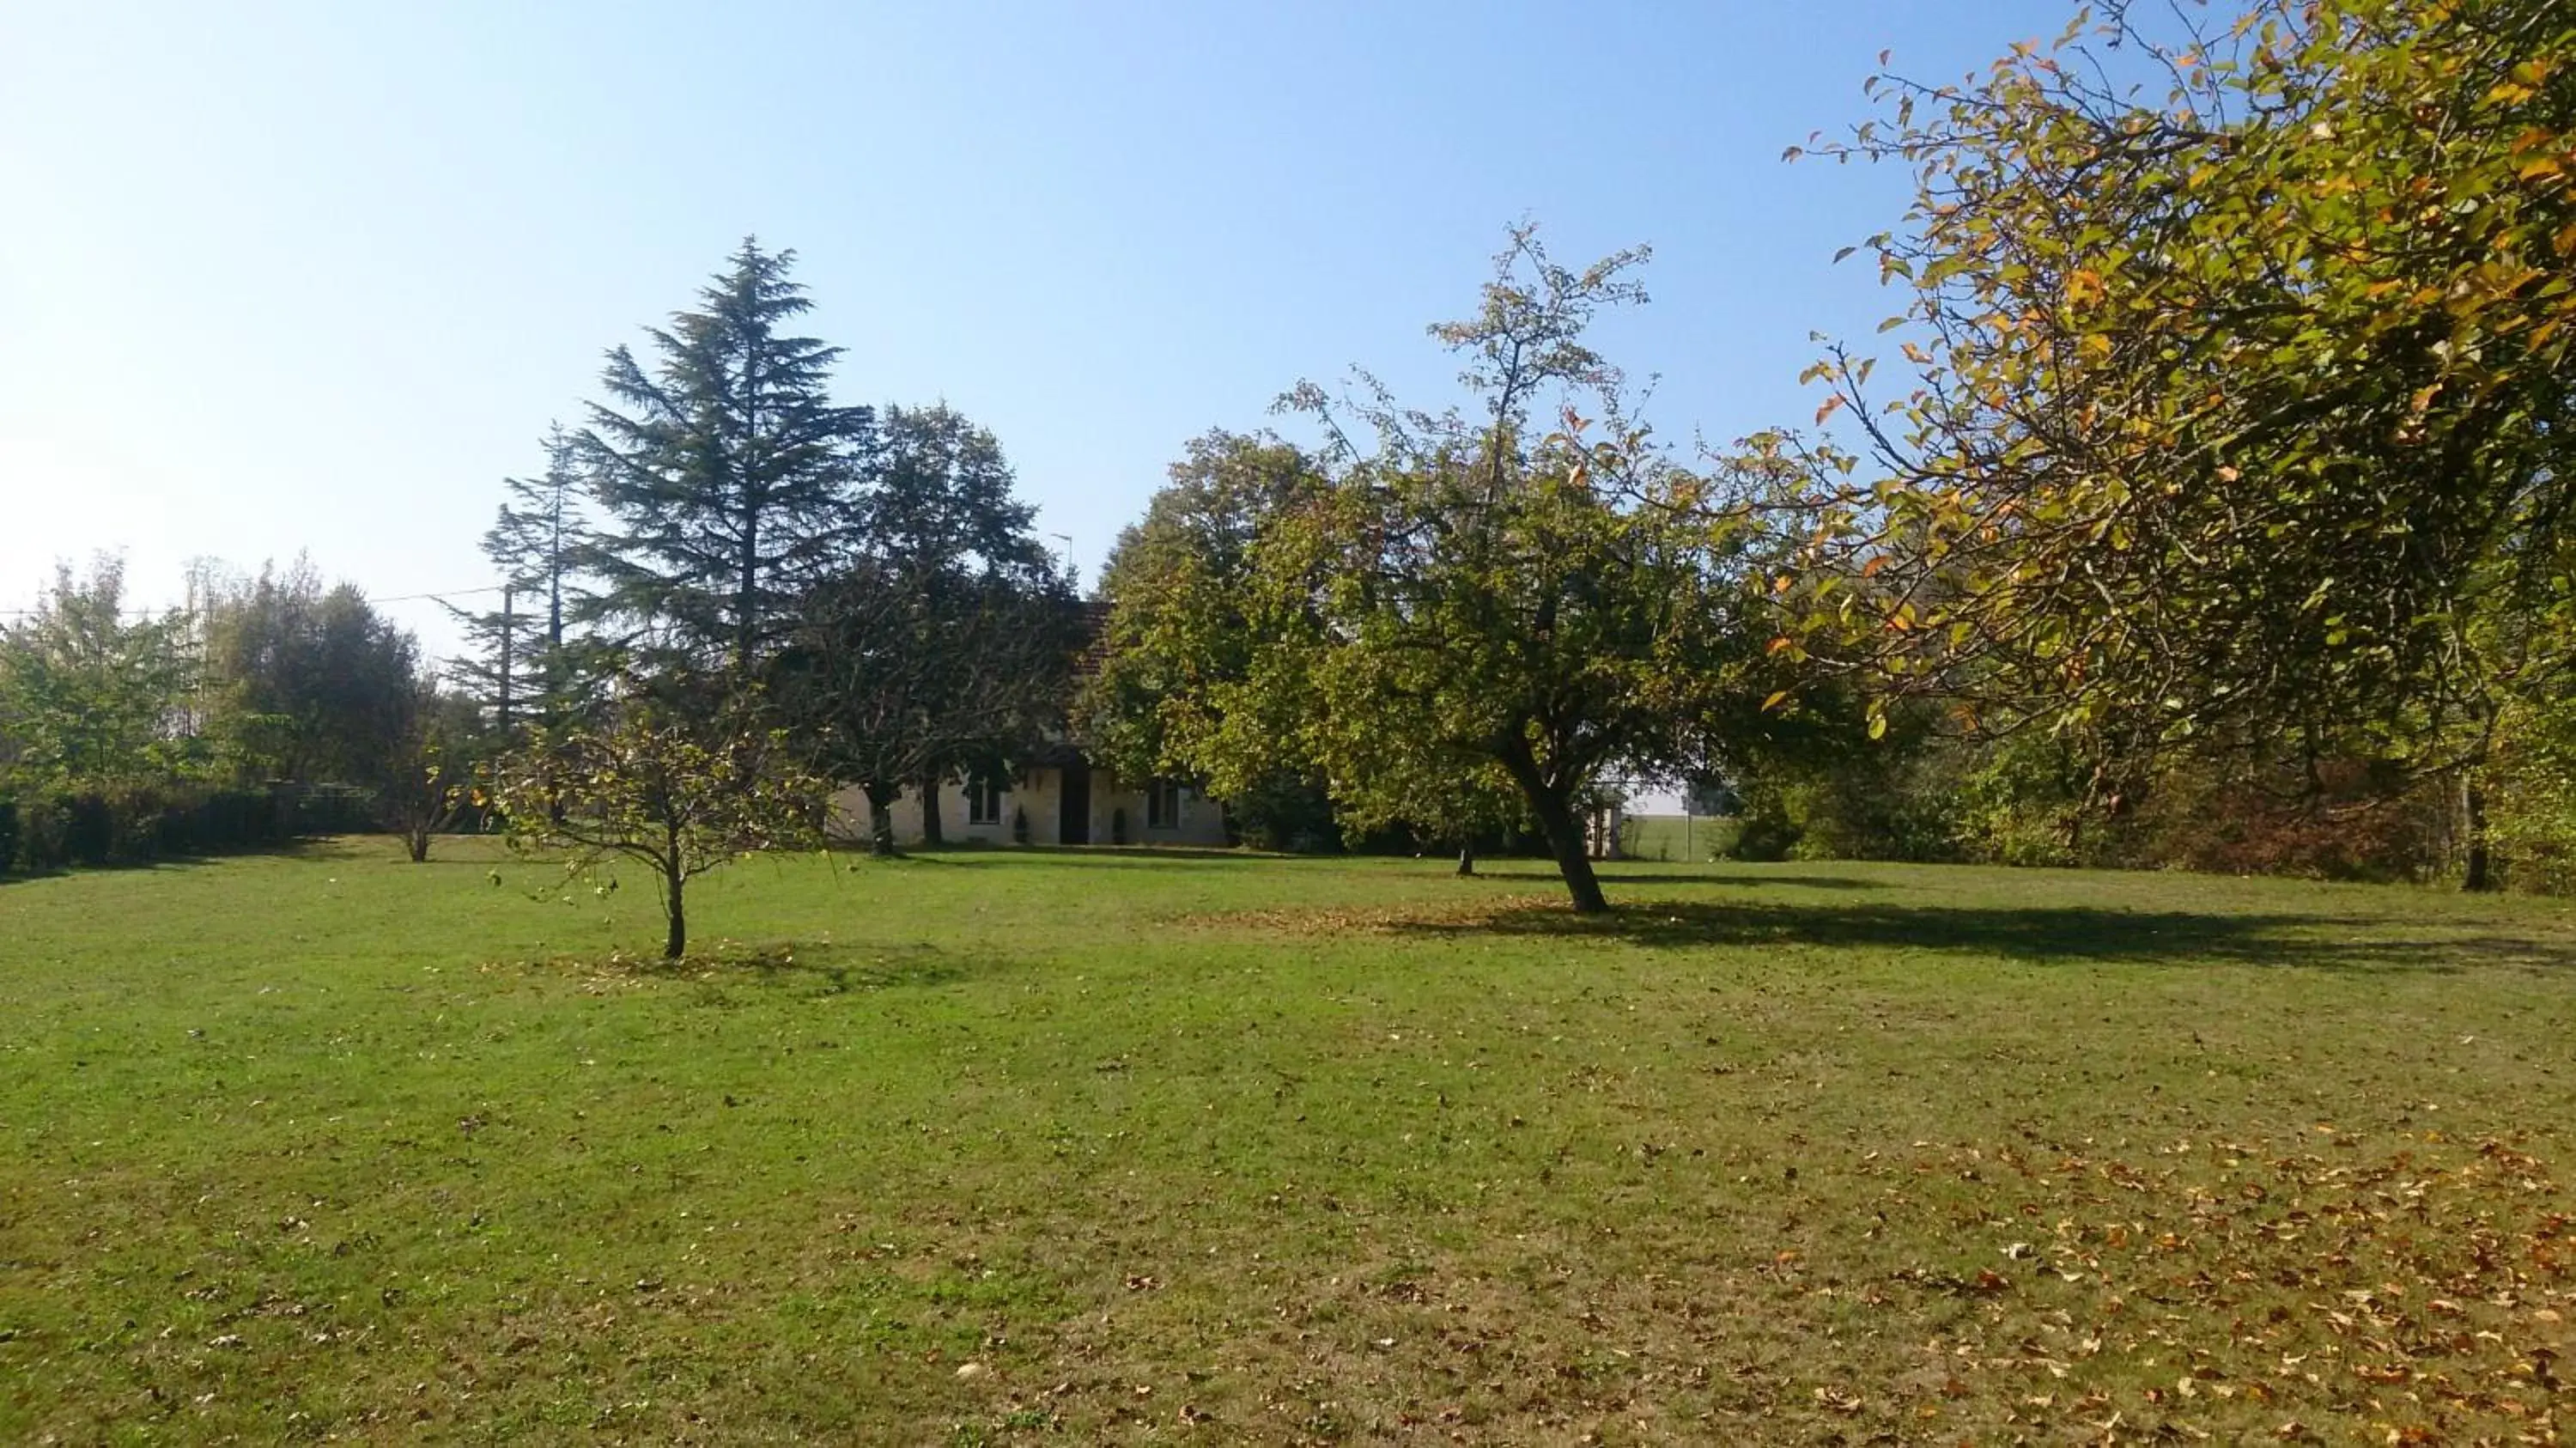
{"left": 2, "top": 0, "right": 2078, "bottom": 661}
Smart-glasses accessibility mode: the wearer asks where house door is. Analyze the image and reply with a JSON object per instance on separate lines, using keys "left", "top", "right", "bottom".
{"left": 1059, "top": 763, "right": 1091, "bottom": 845}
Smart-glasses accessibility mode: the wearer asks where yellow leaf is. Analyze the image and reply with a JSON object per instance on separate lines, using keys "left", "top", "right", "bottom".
{"left": 1815, "top": 394, "right": 1847, "bottom": 426}
{"left": 1762, "top": 690, "right": 1791, "bottom": 713}
{"left": 1766, "top": 636, "right": 1795, "bottom": 655}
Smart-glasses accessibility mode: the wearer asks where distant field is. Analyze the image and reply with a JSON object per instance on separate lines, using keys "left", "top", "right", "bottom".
{"left": 1619, "top": 812, "right": 1736, "bottom": 862}
{"left": 3, "top": 840, "right": 2571, "bottom": 1443}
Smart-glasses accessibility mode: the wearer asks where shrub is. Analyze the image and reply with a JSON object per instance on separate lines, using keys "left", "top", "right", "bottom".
{"left": 2132, "top": 757, "right": 2445, "bottom": 883}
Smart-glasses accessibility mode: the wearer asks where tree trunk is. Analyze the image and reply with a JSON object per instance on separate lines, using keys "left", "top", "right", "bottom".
{"left": 917, "top": 770, "right": 945, "bottom": 848}
{"left": 541, "top": 573, "right": 565, "bottom": 733}
{"left": 736, "top": 484, "right": 760, "bottom": 684}
{"left": 406, "top": 827, "right": 430, "bottom": 863}
{"left": 2463, "top": 776, "right": 2494, "bottom": 892}
{"left": 737, "top": 346, "right": 762, "bottom": 684}
{"left": 497, "top": 585, "right": 514, "bottom": 735}
{"left": 1455, "top": 843, "right": 1476, "bottom": 877}
{"left": 663, "top": 866, "right": 687, "bottom": 959}
{"left": 1528, "top": 788, "right": 1610, "bottom": 913}
{"left": 1495, "top": 745, "right": 1609, "bottom": 914}
{"left": 864, "top": 782, "right": 900, "bottom": 858}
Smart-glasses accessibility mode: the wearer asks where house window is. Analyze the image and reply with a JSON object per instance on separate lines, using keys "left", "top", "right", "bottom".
{"left": 1146, "top": 777, "right": 1182, "bottom": 830}
{"left": 967, "top": 776, "right": 1005, "bottom": 826}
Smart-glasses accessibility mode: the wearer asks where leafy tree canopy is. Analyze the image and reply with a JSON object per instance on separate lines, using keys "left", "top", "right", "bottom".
{"left": 1078, "top": 432, "right": 1336, "bottom": 817}
{"left": 0, "top": 557, "right": 199, "bottom": 791}
{"left": 1123, "top": 228, "right": 1797, "bottom": 911}
{"left": 198, "top": 557, "right": 420, "bottom": 788}
{"left": 1788, "top": 0, "right": 2576, "bottom": 789}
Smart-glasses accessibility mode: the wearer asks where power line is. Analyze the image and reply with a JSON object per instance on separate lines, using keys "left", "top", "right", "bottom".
{"left": 366, "top": 585, "right": 508, "bottom": 606}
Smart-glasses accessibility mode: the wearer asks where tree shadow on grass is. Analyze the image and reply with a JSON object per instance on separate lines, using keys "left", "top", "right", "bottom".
{"left": 793, "top": 941, "right": 993, "bottom": 992}
{"left": 1392, "top": 898, "right": 2576, "bottom": 972}
{"left": 526, "top": 939, "right": 999, "bottom": 993}
{"left": 896, "top": 845, "right": 1283, "bottom": 870}
{"left": 1469, "top": 868, "right": 1896, "bottom": 891}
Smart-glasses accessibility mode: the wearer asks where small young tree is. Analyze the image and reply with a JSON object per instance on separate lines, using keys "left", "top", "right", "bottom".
{"left": 376, "top": 684, "right": 483, "bottom": 862}
{"left": 485, "top": 690, "right": 823, "bottom": 958}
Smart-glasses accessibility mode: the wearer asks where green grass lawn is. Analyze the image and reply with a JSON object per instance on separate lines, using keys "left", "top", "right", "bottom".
{"left": 3, "top": 842, "right": 2571, "bottom": 1445}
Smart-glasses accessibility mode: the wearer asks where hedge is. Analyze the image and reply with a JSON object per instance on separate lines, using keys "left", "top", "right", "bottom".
{"left": 0, "top": 783, "right": 376, "bottom": 875}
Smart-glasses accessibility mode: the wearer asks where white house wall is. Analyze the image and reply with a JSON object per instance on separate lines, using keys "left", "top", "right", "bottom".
{"left": 826, "top": 768, "right": 1225, "bottom": 849}
{"left": 826, "top": 781, "right": 1027, "bottom": 844}
{"left": 1085, "top": 768, "right": 1228, "bottom": 848}
{"left": 1009, "top": 769, "right": 1066, "bottom": 845}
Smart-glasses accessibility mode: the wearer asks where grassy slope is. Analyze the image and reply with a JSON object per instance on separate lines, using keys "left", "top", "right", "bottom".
{"left": 1, "top": 842, "right": 2571, "bottom": 1445}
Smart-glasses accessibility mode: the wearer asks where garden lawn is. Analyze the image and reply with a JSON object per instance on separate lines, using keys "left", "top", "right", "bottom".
{"left": 2, "top": 840, "right": 2572, "bottom": 1444}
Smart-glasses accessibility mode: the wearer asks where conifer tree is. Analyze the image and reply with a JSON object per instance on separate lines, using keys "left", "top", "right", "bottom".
{"left": 580, "top": 240, "right": 872, "bottom": 684}
{"left": 450, "top": 423, "right": 593, "bottom": 733}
